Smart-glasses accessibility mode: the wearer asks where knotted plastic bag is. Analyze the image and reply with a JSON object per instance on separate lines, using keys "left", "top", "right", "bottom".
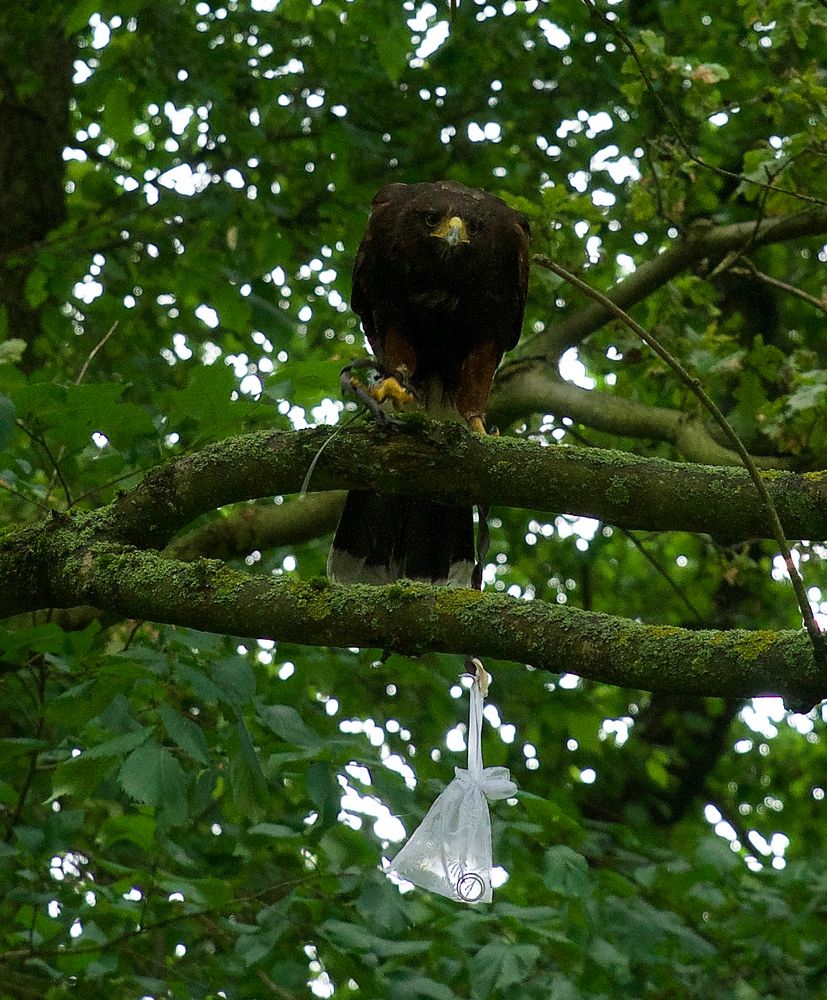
{"left": 389, "top": 665, "right": 517, "bottom": 904}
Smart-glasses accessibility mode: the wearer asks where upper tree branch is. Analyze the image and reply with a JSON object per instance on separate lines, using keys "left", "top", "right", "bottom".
{"left": 515, "top": 210, "right": 827, "bottom": 362}
{"left": 2, "top": 422, "right": 826, "bottom": 617}
{"left": 104, "top": 424, "right": 827, "bottom": 548}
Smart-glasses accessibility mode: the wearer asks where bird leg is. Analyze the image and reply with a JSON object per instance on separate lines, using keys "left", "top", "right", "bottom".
{"left": 455, "top": 340, "right": 501, "bottom": 435}
{"left": 371, "top": 327, "right": 419, "bottom": 410}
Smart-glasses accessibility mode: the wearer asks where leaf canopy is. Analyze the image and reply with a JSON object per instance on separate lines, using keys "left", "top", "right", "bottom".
{"left": 1, "top": 0, "right": 827, "bottom": 997}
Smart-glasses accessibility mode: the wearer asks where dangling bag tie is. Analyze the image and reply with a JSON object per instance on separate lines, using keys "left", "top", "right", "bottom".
{"left": 389, "top": 660, "right": 517, "bottom": 904}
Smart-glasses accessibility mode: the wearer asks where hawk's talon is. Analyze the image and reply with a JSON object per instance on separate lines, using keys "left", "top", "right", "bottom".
{"left": 370, "top": 375, "right": 416, "bottom": 410}
{"left": 466, "top": 414, "right": 487, "bottom": 435}
{"left": 340, "top": 363, "right": 401, "bottom": 425}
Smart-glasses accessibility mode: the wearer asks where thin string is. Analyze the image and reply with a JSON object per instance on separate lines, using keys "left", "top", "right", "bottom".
{"left": 467, "top": 677, "right": 483, "bottom": 778}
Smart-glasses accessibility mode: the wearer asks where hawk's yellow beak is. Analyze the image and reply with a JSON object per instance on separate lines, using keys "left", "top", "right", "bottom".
{"left": 431, "top": 215, "right": 470, "bottom": 246}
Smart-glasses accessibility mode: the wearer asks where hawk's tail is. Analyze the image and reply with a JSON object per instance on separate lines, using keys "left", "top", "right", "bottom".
{"left": 327, "top": 491, "right": 476, "bottom": 587}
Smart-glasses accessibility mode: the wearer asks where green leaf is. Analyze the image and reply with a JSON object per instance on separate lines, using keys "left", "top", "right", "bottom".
{"left": 374, "top": 21, "right": 410, "bottom": 84}
{"left": 354, "top": 880, "right": 409, "bottom": 936}
{"left": 0, "top": 340, "right": 26, "bottom": 366}
{"left": 257, "top": 703, "right": 322, "bottom": 748}
{"left": 590, "top": 938, "right": 631, "bottom": 981}
{"left": 99, "top": 813, "right": 157, "bottom": 851}
{"left": 102, "top": 78, "right": 134, "bottom": 148}
{"left": 159, "top": 704, "right": 210, "bottom": 763}
{"left": 235, "top": 926, "right": 282, "bottom": 967}
{"left": 748, "top": 338, "right": 786, "bottom": 379}
{"left": 248, "top": 822, "right": 300, "bottom": 839}
{"left": 227, "top": 714, "right": 268, "bottom": 815}
{"left": 543, "top": 845, "right": 590, "bottom": 897}
{"left": 118, "top": 745, "right": 188, "bottom": 825}
{"left": 494, "top": 902, "right": 560, "bottom": 923}
{"left": 82, "top": 728, "right": 150, "bottom": 760}
{"left": 173, "top": 662, "right": 223, "bottom": 704}
{"left": 786, "top": 379, "right": 827, "bottom": 413}
{"left": 306, "top": 760, "right": 339, "bottom": 829}
{"left": 519, "top": 790, "right": 584, "bottom": 840}
{"left": 320, "top": 918, "right": 431, "bottom": 958}
{"left": 0, "top": 622, "right": 66, "bottom": 656}
{"left": 395, "top": 974, "right": 459, "bottom": 1000}
{"left": 51, "top": 754, "right": 117, "bottom": 802}
{"left": 24, "top": 267, "right": 47, "bottom": 308}
{"left": 64, "top": 0, "right": 105, "bottom": 34}
{"left": 0, "top": 737, "right": 49, "bottom": 760}
{"left": 470, "top": 942, "right": 541, "bottom": 997}
{"left": 212, "top": 655, "right": 256, "bottom": 706}
{"left": 166, "top": 364, "right": 245, "bottom": 442}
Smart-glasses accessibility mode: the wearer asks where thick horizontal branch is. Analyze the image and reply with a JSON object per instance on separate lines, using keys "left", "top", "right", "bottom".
{"left": 488, "top": 368, "right": 794, "bottom": 468}
{"left": 3, "top": 423, "right": 826, "bottom": 619}
{"left": 4, "top": 428, "right": 824, "bottom": 704}
{"left": 27, "top": 543, "right": 827, "bottom": 705}
{"left": 100, "top": 423, "right": 826, "bottom": 548}
{"left": 516, "top": 210, "right": 827, "bottom": 361}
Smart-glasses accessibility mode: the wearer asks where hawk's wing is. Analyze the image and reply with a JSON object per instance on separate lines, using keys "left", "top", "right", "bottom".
{"left": 498, "top": 208, "right": 531, "bottom": 354}
{"left": 351, "top": 182, "right": 410, "bottom": 353}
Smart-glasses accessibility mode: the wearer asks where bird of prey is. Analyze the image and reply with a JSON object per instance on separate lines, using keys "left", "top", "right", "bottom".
{"left": 327, "top": 179, "right": 530, "bottom": 588}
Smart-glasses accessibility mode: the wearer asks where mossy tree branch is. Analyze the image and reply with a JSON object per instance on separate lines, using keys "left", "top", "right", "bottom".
{"left": 3, "top": 422, "right": 826, "bottom": 608}
{"left": 167, "top": 491, "right": 345, "bottom": 562}
{"left": 4, "top": 423, "right": 826, "bottom": 704}
{"left": 6, "top": 540, "right": 826, "bottom": 705}
{"left": 101, "top": 423, "right": 827, "bottom": 547}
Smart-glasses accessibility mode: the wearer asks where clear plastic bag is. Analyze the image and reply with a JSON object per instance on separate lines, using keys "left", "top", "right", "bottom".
{"left": 389, "top": 666, "right": 517, "bottom": 904}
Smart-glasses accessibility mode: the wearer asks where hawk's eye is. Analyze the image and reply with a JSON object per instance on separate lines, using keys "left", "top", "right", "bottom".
{"left": 466, "top": 219, "right": 479, "bottom": 236}
{"left": 424, "top": 211, "right": 442, "bottom": 228}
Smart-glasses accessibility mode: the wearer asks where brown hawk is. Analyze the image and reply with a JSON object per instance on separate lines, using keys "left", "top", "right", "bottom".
{"left": 327, "top": 180, "right": 530, "bottom": 587}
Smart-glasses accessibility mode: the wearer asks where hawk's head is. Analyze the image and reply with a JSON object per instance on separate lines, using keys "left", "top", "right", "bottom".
{"left": 364, "top": 180, "right": 529, "bottom": 274}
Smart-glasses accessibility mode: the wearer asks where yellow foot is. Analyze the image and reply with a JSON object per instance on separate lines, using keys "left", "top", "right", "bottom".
{"left": 466, "top": 414, "right": 487, "bottom": 434}
{"left": 370, "top": 376, "right": 415, "bottom": 409}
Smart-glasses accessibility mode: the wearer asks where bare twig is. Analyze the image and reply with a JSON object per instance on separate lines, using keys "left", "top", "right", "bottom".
{"left": 15, "top": 420, "right": 73, "bottom": 507}
{"left": 519, "top": 210, "right": 827, "bottom": 360}
{"left": 68, "top": 468, "right": 144, "bottom": 508}
{"left": 75, "top": 321, "right": 119, "bottom": 385}
{"left": 625, "top": 530, "right": 705, "bottom": 624}
{"left": 0, "top": 477, "right": 52, "bottom": 513}
{"left": 256, "top": 970, "right": 295, "bottom": 999}
{"left": 558, "top": 424, "right": 705, "bottom": 623}
{"left": 3, "top": 660, "right": 46, "bottom": 842}
{"left": 122, "top": 620, "right": 144, "bottom": 652}
{"left": 731, "top": 262, "right": 827, "bottom": 316}
{"left": 0, "top": 873, "right": 316, "bottom": 964}
{"left": 707, "top": 165, "right": 775, "bottom": 278}
{"left": 533, "top": 253, "right": 825, "bottom": 666}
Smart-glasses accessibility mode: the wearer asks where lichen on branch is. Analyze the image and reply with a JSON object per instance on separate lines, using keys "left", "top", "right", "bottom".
{"left": 22, "top": 541, "right": 827, "bottom": 704}
{"left": 2, "top": 422, "right": 826, "bottom": 705}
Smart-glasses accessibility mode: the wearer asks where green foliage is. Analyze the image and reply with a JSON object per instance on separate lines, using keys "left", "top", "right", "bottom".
{"left": 1, "top": 0, "right": 827, "bottom": 997}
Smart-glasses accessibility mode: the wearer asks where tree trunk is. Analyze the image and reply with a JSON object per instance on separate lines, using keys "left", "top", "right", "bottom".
{"left": 0, "top": 6, "right": 74, "bottom": 362}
